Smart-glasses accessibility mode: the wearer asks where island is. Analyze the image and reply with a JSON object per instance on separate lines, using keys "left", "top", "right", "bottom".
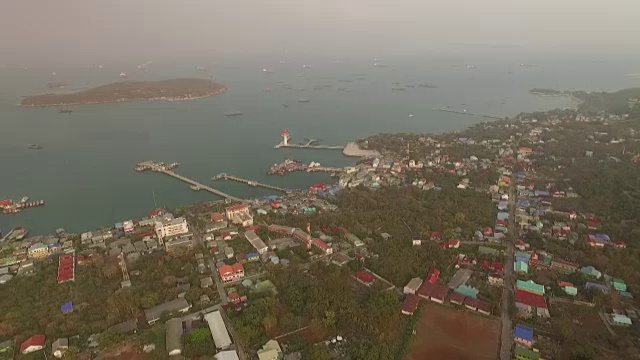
{"left": 21, "top": 78, "right": 227, "bottom": 107}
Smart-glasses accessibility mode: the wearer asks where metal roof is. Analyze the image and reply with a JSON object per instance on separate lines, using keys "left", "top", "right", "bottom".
{"left": 205, "top": 311, "right": 232, "bottom": 349}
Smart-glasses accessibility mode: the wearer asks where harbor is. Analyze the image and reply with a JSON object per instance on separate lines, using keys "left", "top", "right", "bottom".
{"left": 135, "top": 161, "right": 245, "bottom": 202}
{"left": 212, "top": 173, "right": 292, "bottom": 193}
{"left": 274, "top": 129, "right": 345, "bottom": 150}
{"left": 0, "top": 197, "right": 45, "bottom": 214}
{"left": 267, "top": 159, "right": 345, "bottom": 177}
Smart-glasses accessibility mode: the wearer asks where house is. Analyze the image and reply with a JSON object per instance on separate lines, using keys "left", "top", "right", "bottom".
{"left": 514, "top": 324, "right": 534, "bottom": 348}
{"left": 612, "top": 278, "right": 627, "bottom": 292}
{"left": 225, "top": 204, "right": 253, "bottom": 227}
{"left": 224, "top": 247, "right": 234, "bottom": 259}
{"left": 449, "top": 291, "right": 466, "bottom": 305}
{"left": 216, "top": 350, "right": 240, "bottom": 360}
{"left": 52, "top": 338, "right": 69, "bottom": 358}
{"left": 516, "top": 280, "right": 545, "bottom": 295}
{"left": 580, "top": 266, "right": 602, "bottom": 279}
{"left": 245, "top": 231, "right": 268, "bottom": 254}
{"left": 614, "top": 241, "right": 627, "bottom": 248}
{"left": 426, "top": 268, "right": 440, "bottom": 284}
{"left": 610, "top": 314, "right": 633, "bottom": 327}
{"left": 559, "top": 282, "right": 578, "bottom": 296}
{"left": 218, "top": 263, "right": 245, "bottom": 283}
{"left": 155, "top": 217, "right": 189, "bottom": 240}
{"left": 144, "top": 298, "right": 191, "bottom": 325}
{"left": 455, "top": 284, "right": 479, "bottom": 299}
{"left": 514, "top": 261, "right": 528, "bottom": 274}
{"left": 257, "top": 340, "right": 283, "bottom": 360}
{"left": 417, "top": 282, "right": 449, "bottom": 303}
{"left": 166, "top": 318, "right": 183, "bottom": 356}
{"left": 402, "top": 294, "right": 420, "bottom": 315}
{"left": 551, "top": 259, "right": 578, "bottom": 273}
{"left": 488, "top": 272, "right": 504, "bottom": 286}
{"left": 205, "top": 311, "right": 232, "bottom": 349}
{"left": 404, "top": 277, "right": 423, "bottom": 294}
{"left": 201, "top": 277, "right": 214, "bottom": 288}
{"left": 331, "top": 252, "right": 350, "bottom": 266}
{"left": 463, "top": 297, "right": 479, "bottom": 311}
{"left": 476, "top": 300, "right": 492, "bottom": 315}
{"left": 211, "top": 212, "right": 226, "bottom": 223}
{"left": 247, "top": 252, "right": 260, "bottom": 262}
{"left": 514, "top": 346, "right": 540, "bottom": 360}
{"left": 27, "top": 243, "right": 49, "bottom": 259}
{"left": 586, "top": 282, "right": 609, "bottom": 293}
{"left": 515, "top": 290, "right": 549, "bottom": 318}
{"left": 447, "top": 239, "right": 460, "bottom": 249}
{"left": 356, "top": 271, "right": 375, "bottom": 286}
{"left": 586, "top": 234, "right": 610, "bottom": 247}
{"left": 515, "top": 240, "right": 528, "bottom": 251}
{"left": 20, "top": 334, "right": 45, "bottom": 354}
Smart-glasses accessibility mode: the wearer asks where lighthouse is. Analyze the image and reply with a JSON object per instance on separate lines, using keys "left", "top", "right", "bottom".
{"left": 282, "top": 128, "right": 290, "bottom": 146}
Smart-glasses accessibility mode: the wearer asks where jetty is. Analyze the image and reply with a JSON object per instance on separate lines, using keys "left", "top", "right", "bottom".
{"left": 432, "top": 108, "right": 503, "bottom": 120}
{"left": 212, "top": 173, "right": 291, "bottom": 193}
{"left": 275, "top": 129, "right": 344, "bottom": 150}
{"left": 135, "top": 161, "right": 245, "bottom": 202}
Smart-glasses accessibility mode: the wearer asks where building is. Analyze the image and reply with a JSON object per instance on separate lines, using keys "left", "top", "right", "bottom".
{"left": 155, "top": 217, "right": 189, "bottom": 240}
{"left": 404, "top": 277, "right": 423, "bottom": 294}
{"left": 426, "top": 268, "right": 440, "bottom": 284}
{"left": 144, "top": 298, "right": 191, "bottom": 325}
{"left": 514, "top": 324, "right": 534, "bottom": 348}
{"left": 52, "top": 338, "right": 69, "bottom": 358}
{"left": 551, "top": 259, "right": 579, "bottom": 273}
{"left": 514, "top": 261, "right": 528, "bottom": 274}
{"left": 164, "top": 234, "right": 194, "bottom": 252}
{"left": 245, "top": 231, "right": 268, "bottom": 254}
{"left": 215, "top": 350, "right": 240, "bottom": 360}
{"left": 449, "top": 291, "right": 466, "bottom": 305}
{"left": 166, "top": 318, "right": 183, "bottom": 356}
{"left": 612, "top": 278, "right": 627, "bottom": 292}
{"left": 516, "top": 280, "right": 545, "bottom": 295}
{"left": 476, "top": 300, "right": 492, "bottom": 315}
{"left": 580, "top": 265, "right": 602, "bottom": 279}
{"left": 218, "top": 263, "right": 244, "bottom": 283}
{"left": 515, "top": 290, "right": 549, "bottom": 318}
{"left": 559, "top": 281, "right": 578, "bottom": 296}
{"left": 225, "top": 204, "right": 253, "bottom": 227}
{"left": 257, "top": 340, "right": 283, "bottom": 360}
{"left": 417, "top": 282, "right": 449, "bottom": 303}
{"left": 514, "top": 346, "right": 540, "bottom": 360}
{"left": 356, "top": 271, "right": 375, "bottom": 286}
{"left": 123, "top": 220, "right": 135, "bottom": 234}
{"left": 610, "top": 314, "right": 633, "bottom": 326}
{"left": 20, "top": 334, "right": 45, "bottom": 354}
{"left": 27, "top": 242, "right": 48, "bottom": 259}
{"left": 311, "top": 238, "right": 332, "bottom": 254}
{"left": 488, "top": 272, "right": 504, "bottom": 286}
{"left": 402, "top": 294, "right": 420, "bottom": 315}
{"left": 57, "top": 253, "right": 75, "bottom": 283}
{"left": 205, "top": 311, "right": 232, "bottom": 349}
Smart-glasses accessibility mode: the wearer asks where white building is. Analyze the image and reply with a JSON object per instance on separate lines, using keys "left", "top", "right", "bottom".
{"left": 155, "top": 217, "right": 189, "bottom": 240}
{"left": 205, "top": 311, "right": 232, "bottom": 349}
{"left": 166, "top": 318, "right": 183, "bottom": 356}
{"left": 225, "top": 204, "right": 253, "bottom": 227}
{"left": 245, "top": 230, "right": 268, "bottom": 254}
{"left": 123, "top": 220, "right": 135, "bottom": 234}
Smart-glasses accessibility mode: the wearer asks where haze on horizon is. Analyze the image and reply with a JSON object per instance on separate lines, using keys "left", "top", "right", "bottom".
{"left": 1, "top": 0, "right": 639, "bottom": 64}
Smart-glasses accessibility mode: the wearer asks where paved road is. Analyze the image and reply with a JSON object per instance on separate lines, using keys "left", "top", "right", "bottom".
{"left": 499, "top": 141, "right": 519, "bottom": 360}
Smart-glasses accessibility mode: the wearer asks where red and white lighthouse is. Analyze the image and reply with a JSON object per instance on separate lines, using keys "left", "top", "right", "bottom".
{"left": 282, "top": 128, "right": 290, "bottom": 146}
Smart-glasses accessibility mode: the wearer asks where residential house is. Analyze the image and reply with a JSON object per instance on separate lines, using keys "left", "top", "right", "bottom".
{"left": 515, "top": 290, "right": 549, "bottom": 318}
{"left": 356, "top": 271, "right": 375, "bottom": 286}
{"left": 449, "top": 291, "right": 466, "bottom": 305}
{"left": 551, "top": 259, "right": 578, "bottom": 273}
{"left": 514, "top": 324, "right": 534, "bottom": 348}
{"left": 488, "top": 272, "right": 504, "bottom": 286}
{"left": 404, "top": 277, "right": 423, "bottom": 294}
{"left": 559, "top": 282, "right": 578, "bottom": 296}
{"left": 218, "top": 263, "right": 244, "bottom": 283}
{"left": 144, "top": 298, "right": 191, "bottom": 325}
{"left": 27, "top": 243, "right": 48, "bottom": 259}
{"left": 166, "top": 318, "right": 183, "bottom": 356}
{"left": 52, "top": 338, "right": 69, "bottom": 358}
{"left": 401, "top": 294, "right": 420, "bottom": 315}
{"left": 20, "top": 335, "right": 45, "bottom": 354}
{"left": 215, "top": 350, "right": 240, "bottom": 360}
{"left": 516, "top": 280, "right": 545, "bottom": 295}
{"left": 580, "top": 266, "right": 602, "bottom": 279}
{"left": 417, "top": 282, "right": 449, "bottom": 303}
{"left": 245, "top": 231, "right": 268, "bottom": 254}
{"left": 610, "top": 314, "right": 633, "bottom": 327}
{"left": 426, "top": 268, "right": 440, "bottom": 284}
{"left": 612, "top": 278, "right": 627, "bottom": 292}
{"left": 205, "top": 311, "right": 232, "bottom": 349}
{"left": 514, "top": 261, "right": 528, "bottom": 274}
{"left": 257, "top": 340, "right": 283, "bottom": 360}
{"left": 586, "top": 282, "right": 609, "bottom": 293}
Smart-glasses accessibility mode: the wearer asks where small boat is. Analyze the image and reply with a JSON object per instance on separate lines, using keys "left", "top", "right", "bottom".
{"left": 28, "top": 144, "right": 42, "bottom": 150}
{"left": 298, "top": 99, "right": 310, "bottom": 103}
{"left": 20, "top": 196, "right": 28, "bottom": 203}
{"left": 409, "top": 114, "right": 415, "bottom": 118}
{"left": 224, "top": 111, "right": 243, "bottom": 116}
{"left": 59, "top": 107, "right": 72, "bottom": 114}
{"left": 282, "top": 104, "right": 289, "bottom": 108}
{"left": 119, "top": 72, "right": 128, "bottom": 79}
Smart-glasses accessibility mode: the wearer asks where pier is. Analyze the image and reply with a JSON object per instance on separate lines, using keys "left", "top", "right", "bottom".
{"left": 433, "top": 108, "right": 503, "bottom": 120}
{"left": 212, "top": 173, "right": 291, "bottom": 193}
{"left": 136, "top": 161, "right": 245, "bottom": 202}
{"left": 274, "top": 128, "right": 344, "bottom": 150}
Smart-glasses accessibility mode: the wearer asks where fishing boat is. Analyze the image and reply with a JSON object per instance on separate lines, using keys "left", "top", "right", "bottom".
{"left": 28, "top": 144, "right": 42, "bottom": 150}
{"left": 224, "top": 111, "right": 243, "bottom": 116}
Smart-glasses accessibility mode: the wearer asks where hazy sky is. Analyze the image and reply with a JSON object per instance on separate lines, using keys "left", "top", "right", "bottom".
{"left": 1, "top": 0, "right": 639, "bottom": 63}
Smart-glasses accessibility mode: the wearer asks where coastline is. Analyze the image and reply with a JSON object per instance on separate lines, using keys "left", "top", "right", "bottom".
{"left": 343, "top": 142, "right": 381, "bottom": 157}
{"left": 20, "top": 88, "right": 228, "bottom": 108}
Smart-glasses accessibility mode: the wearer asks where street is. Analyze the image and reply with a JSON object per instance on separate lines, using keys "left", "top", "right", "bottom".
{"left": 499, "top": 141, "right": 519, "bottom": 360}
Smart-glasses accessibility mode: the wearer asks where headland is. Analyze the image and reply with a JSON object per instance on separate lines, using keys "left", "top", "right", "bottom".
{"left": 20, "top": 78, "right": 227, "bottom": 107}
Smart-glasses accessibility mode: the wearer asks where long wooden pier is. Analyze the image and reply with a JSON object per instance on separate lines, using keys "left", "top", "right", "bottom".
{"left": 136, "top": 161, "right": 245, "bottom": 202}
{"left": 212, "top": 173, "right": 290, "bottom": 193}
{"left": 274, "top": 142, "right": 344, "bottom": 150}
{"left": 432, "top": 108, "right": 503, "bottom": 120}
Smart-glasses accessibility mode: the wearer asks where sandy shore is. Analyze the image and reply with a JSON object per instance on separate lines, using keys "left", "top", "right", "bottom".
{"left": 343, "top": 142, "right": 380, "bottom": 157}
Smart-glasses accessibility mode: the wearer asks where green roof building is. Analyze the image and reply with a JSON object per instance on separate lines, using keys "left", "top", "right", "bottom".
{"left": 517, "top": 280, "right": 545, "bottom": 295}
{"left": 454, "top": 284, "right": 479, "bottom": 299}
{"left": 612, "top": 278, "right": 627, "bottom": 292}
{"left": 514, "top": 261, "right": 528, "bottom": 274}
{"left": 514, "top": 346, "right": 540, "bottom": 360}
{"left": 580, "top": 266, "right": 602, "bottom": 279}
{"left": 562, "top": 286, "right": 578, "bottom": 296}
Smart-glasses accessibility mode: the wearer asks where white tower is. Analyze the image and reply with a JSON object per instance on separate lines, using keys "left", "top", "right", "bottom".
{"left": 282, "top": 128, "right": 290, "bottom": 146}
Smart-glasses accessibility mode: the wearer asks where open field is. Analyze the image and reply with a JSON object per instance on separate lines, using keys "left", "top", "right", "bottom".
{"left": 405, "top": 302, "right": 500, "bottom": 360}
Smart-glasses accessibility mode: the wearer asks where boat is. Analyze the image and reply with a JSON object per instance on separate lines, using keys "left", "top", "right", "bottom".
{"left": 20, "top": 196, "right": 28, "bottom": 203}
{"left": 391, "top": 88, "right": 406, "bottom": 91}
{"left": 409, "top": 114, "right": 415, "bottom": 118}
{"left": 119, "top": 72, "right": 128, "bottom": 79}
{"left": 196, "top": 66, "right": 208, "bottom": 71}
{"left": 59, "top": 107, "right": 72, "bottom": 114}
{"left": 224, "top": 111, "right": 243, "bottom": 116}
{"left": 263, "top": 68, "right": 274, "bottom": 73}
{"left": 282, "top": 104, "right": 289, "bottom": 108}
{"left": 28, "top": 144, "right": 42, "bottom": 150}
{"left": 298, "top": 99, "right": 310, "bottom": 103}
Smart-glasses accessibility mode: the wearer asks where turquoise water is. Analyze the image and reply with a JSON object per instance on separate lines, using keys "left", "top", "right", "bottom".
{"left": 1, "top": 52, "right": 639, "bottom": 235}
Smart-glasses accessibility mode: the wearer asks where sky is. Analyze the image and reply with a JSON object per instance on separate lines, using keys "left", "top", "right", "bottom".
{"left": 1, "top": 0, "right": 639, "bottom": 63}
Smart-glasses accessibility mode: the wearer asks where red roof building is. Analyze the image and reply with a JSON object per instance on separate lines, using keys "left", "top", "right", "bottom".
{"left": 430, "top": 231, "right": 442, "bottom": 240}
{"left": 515, "top": 290, "right": 548, "bottom": 317}
{"left": 402, "top": 294, "right": 420, "bottom": 315}
{"left": 448, "top": 239, "right": 460, "bottom": 249}
{"left": 449, "top": 291, "right": 466, "bottom": 305}
{"left": 218, "top": 263, "right": 245, "bottom": 283}
{"left": 476, "top": 300, "right": 492, "bottom": 315}
{"left": 312, "top": 238, "right": 333, "bottom": 254}
{"left": 211, "top": 212, "right": 225, "bottom": 223}
{"left": 464, "top": 297, "right": 479, "bottom": 311}
{"left": 20, "top": 334, "right": 45, "bottom": 354}
{"left": 356, "top": 271, "right": 375, "bottom": 285}
{"left": 614, "top": 241, "right": 627, "bottom": 248}
{"left": 426, "top": 268, "right": 440, "bottom": 284}
{"left": 0, "top": 200, "right": 13, "bottom": 207}
{"left": 417, "top": 282, "right": 449, "bottom": 303}
{"left": 57, "top": 254, "right": 75, "bottom": 283}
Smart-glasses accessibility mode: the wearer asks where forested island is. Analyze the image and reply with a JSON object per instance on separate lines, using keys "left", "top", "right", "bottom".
{"left": 21, "top": 78, "right": 227, "bottom": 107}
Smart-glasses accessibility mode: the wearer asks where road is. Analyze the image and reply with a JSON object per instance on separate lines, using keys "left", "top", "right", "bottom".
{"left": 499, "top": 140, "right": 519, "bottom": 360}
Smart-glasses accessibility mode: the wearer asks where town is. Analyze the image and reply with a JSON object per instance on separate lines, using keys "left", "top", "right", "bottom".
{"left": 1, "top": 88, "right": 640, "bottom": 360}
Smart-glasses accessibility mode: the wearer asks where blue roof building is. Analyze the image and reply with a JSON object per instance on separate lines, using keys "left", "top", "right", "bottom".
{"left": 61, "top": 302, "right": 73, "bottom": 314}
{"left": 514, "top": 324, "right": 534, "bottom": 348}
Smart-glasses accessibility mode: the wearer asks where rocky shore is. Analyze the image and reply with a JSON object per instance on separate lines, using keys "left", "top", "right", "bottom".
{"left": 342, "top": 142, "right": 381, "bottom": 157}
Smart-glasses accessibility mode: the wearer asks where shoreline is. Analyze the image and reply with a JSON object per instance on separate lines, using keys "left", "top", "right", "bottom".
{"left": 343, "top": 142, "right": 381, "bottom": 157}
{"left": 19, "top": 88, "right": 228, "bottom": 108}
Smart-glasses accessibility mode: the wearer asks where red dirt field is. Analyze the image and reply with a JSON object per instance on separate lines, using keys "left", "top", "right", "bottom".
{"left": 405, "top": 302, "right": 500, "bottom": 360}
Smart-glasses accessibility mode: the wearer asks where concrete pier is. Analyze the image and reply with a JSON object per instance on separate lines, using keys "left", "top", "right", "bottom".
{"left": 136, "top": 161, "right": 245, "bottom": 202}
{"left": 212, "top": 173, "right": 291, "bottom": 193}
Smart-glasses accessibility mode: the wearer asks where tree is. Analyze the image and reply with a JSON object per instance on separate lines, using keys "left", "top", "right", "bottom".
{"left": 302, "top": 344, "right": 331, "bottom": 360}
{"left": 184, "top": 328, "right": 215, "bottom": 358}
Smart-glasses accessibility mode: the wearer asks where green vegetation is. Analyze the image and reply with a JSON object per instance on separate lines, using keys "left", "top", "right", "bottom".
{"left": 184, "top": 328, "right": 216, "bottom": 358}
{"left": 21, "top": 78, "right": 226, "bottom": 107}
{"left": 529, "top": 88, "right": 569, "bottom": 96}
{"left": 573, "top": 88, "right": 640, "bottom": 115}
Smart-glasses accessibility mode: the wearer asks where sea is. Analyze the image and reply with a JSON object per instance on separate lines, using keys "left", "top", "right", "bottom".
{"left": 1, "top": 48, "right": 639, "bottom": 235}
